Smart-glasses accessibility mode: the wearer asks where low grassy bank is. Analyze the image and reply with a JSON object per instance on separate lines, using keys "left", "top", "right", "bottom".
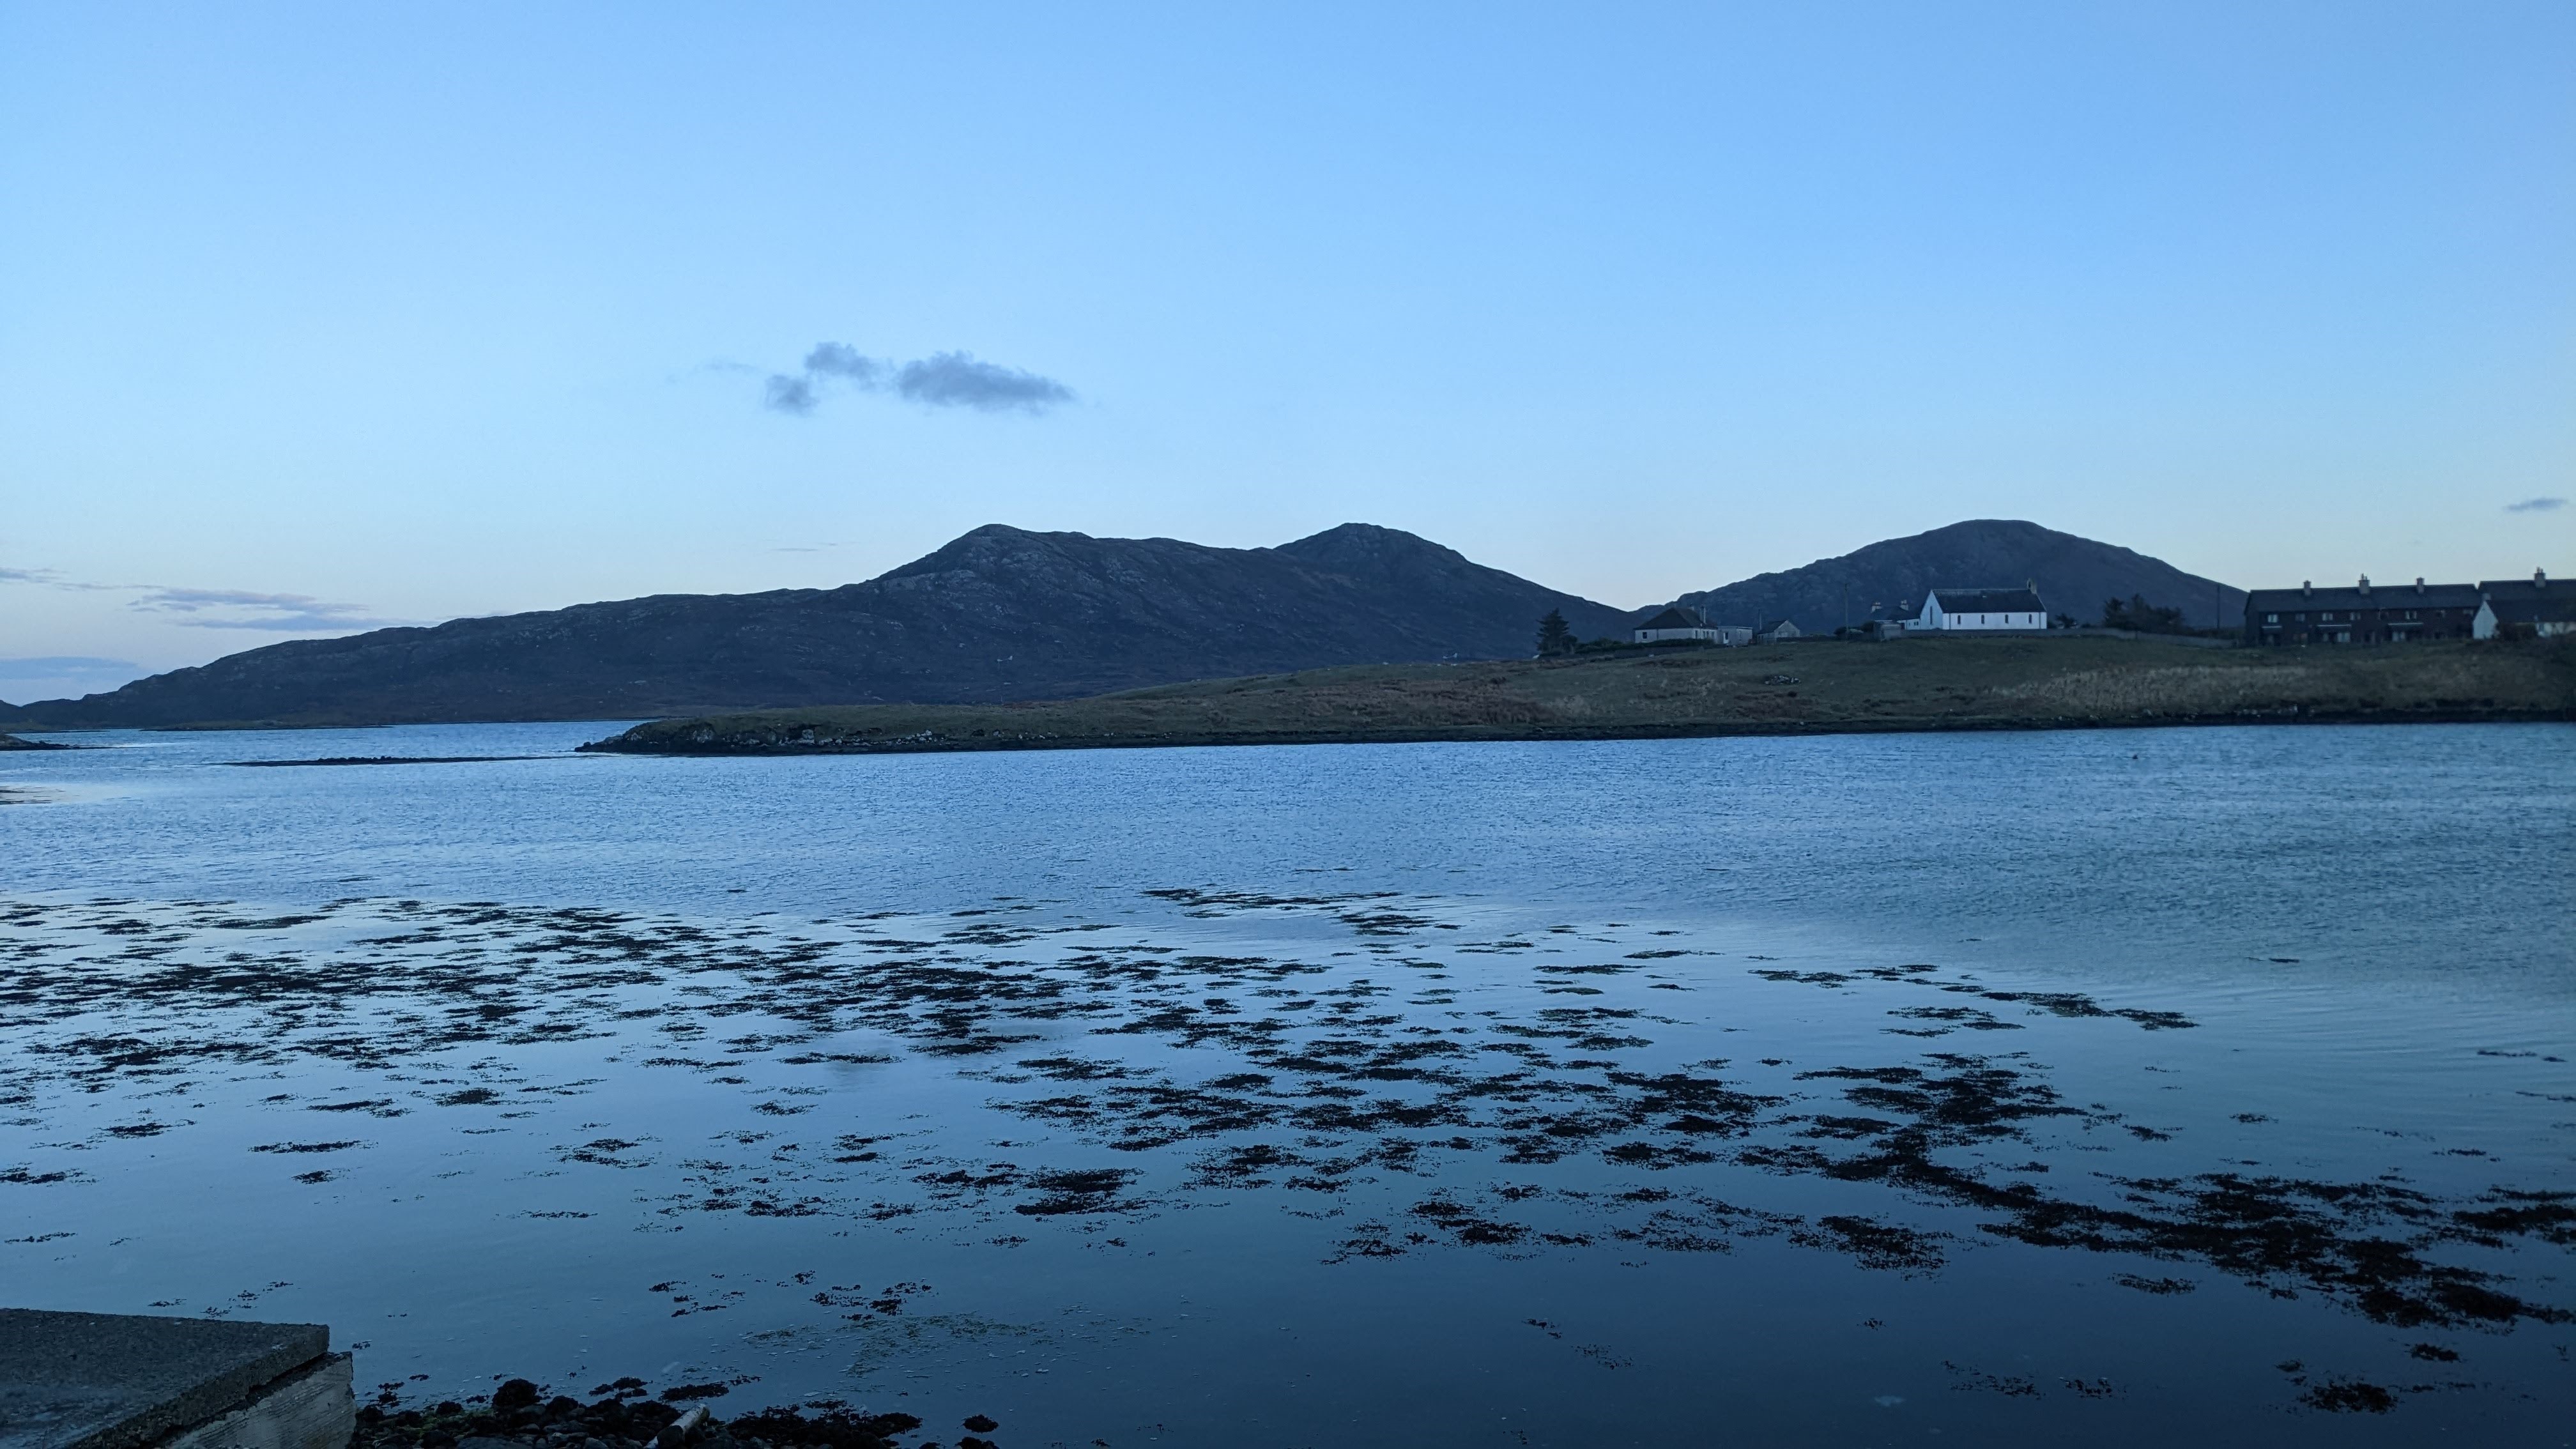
{"left": 581, "top": 636, "right": 2575, "bottom": 756}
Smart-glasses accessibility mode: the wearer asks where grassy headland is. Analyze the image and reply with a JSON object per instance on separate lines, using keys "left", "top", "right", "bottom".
{"left": 581, "top": 636, "right": 2574, "bottom": 756}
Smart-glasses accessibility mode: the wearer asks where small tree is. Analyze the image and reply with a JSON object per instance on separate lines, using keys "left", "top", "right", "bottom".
{"left": 1536, "top": 609, "right": 1575, "bottom": 656}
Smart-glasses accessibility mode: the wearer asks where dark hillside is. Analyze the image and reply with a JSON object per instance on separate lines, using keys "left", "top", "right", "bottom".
{"left": 9, "top": 524, "right": 1631, "bottom": 728}
{"left": 1666, "top": 519, "right": 2243, "bottom": 634}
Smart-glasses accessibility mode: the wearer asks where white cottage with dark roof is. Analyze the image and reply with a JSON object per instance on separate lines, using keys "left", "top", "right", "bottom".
{"left": 1907, "top": 586, "right": 2049, "bottom": 632}
{"left": 1632, "top": 607, "right": 1750, "bottom": 645}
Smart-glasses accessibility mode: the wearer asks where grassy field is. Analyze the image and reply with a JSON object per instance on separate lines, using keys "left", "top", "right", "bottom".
{"left": 582, "top": 636, "right": 2576, "bottom": 755}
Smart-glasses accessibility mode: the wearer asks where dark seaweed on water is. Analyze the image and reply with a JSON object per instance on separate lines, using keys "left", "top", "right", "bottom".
{"left": 3, "top": 887, "right": 2570, "bottom": 1415}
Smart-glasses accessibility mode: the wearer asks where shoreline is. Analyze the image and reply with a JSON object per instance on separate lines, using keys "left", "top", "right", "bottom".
{"left": 580, "top": 703, "right": 2573, "bottom": 756}
{"left": 579, "top": 638, "right": 2576, "bottom": 758}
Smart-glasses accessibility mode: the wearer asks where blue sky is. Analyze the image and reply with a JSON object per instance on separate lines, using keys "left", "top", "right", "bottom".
{"left": 3, "top": 2, "right": 2570, "bottom": 700}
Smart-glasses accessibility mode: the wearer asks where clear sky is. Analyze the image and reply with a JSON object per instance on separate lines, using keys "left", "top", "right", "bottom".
{"left": 3, "top": 2, "right": 2571, "bottom": 702}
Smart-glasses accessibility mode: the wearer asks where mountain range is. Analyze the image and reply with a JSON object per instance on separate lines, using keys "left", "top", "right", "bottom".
{"left": 1, "top": 519, "right": 2239, "bottom": 729}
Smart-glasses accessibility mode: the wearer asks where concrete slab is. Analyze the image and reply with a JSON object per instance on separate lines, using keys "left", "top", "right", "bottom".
{"left": 0, "top": 1310, "right": 347, "bottom": 1449}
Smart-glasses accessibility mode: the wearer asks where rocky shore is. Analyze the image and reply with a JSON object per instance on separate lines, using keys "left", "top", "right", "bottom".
{"left": 351, "top": 1379, "right": 997, "bottom": 1449}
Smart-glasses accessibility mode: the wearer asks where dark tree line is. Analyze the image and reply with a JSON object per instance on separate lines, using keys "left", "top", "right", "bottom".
{"left": 2101, "top": 594, "right": 2189, "bottom": 633}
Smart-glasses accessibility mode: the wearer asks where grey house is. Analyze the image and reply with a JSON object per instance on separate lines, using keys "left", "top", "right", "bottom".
{"left": 2245, "top": 576, "right": 2481, "bottom": 645}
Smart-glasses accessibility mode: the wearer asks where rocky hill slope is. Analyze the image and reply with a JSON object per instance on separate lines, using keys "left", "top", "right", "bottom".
{"left": 3, "top": 525, "right": 1633, "bottom": 728}
{"left": 1671, "top": 519, "right": 2243, "bottom": 634}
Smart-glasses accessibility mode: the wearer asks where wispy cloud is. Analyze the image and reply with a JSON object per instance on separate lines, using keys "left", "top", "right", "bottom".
{"left": 130, "top": 587, "right": 402, "bottom": 632}
{"left": 755, "top": 341, "right": 1074, "bottom": 417}
{"left": 0, "top": 655, "right": 140, "bottom": 682}
{"left": 2505, "top": 496, "right": 2566, "bottom": 513}
{"left": 3, "top": 565, "right": 401, "bottom": 634}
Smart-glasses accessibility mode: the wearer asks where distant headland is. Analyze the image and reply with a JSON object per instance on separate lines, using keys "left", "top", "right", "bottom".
{"left": 582, "top": 634, "right": 2575, "bottom": 757}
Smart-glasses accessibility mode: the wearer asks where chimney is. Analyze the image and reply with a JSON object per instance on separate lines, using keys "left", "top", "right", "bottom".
{"left": 2301, "top": 580, "right": 2312, "bottom": 597}
{"left": 2539, "top": 568, "right": 2550, "bottom": 590}
{"left": 2414, "top": 577, "right": 2424, "bottom": 593}
{"left": 2357, "top": 574, "right": 2370, "bottom": 595}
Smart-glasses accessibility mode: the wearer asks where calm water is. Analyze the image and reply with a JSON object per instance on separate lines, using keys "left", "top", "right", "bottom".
{"left": 3, "top": 723, "right": 2571, "bottom": 1446}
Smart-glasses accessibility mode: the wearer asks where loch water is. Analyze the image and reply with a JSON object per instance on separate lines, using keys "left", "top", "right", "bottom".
{"left": 3, "top": 722, "right": 2572, "bottom": 1446}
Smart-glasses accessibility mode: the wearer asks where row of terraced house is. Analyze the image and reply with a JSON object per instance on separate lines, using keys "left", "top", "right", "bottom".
{"left": 2242, "top": 571, "right": 2573, "bottom": 646}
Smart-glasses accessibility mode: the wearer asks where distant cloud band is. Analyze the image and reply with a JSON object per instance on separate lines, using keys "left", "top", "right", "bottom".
{"left": 0, "top": 566, "right": 400, "bottom": 635}
{"left": 2504, "top": 496, "right": 2566, "bottom": 513}
{"left": 759, "top": 342, "right": 1073, "bottom": 417}
{"left": 0, "top": 655, "right": 139, "bottom": 682}
{"left": 131, "top": 586, "right": 399, "bottom": 631}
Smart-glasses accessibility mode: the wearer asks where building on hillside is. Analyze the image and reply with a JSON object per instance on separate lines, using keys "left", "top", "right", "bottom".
{"left": 1753, "top": 619, "right": 1802, "bottom": 644}
{"left": 1908, "top": 586, "right": 2050, "bottom": 632}
{"left": 2244, "top": 576, "right": 2481, "bottom": 645}
{"left": 1632, "top": 607, "right": 1750, "bottom": 646}
{"left": 2474, "top": 570, "right": 2575, "bottom": 640}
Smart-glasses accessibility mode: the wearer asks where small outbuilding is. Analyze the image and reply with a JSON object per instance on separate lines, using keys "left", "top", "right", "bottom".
{"left": 1752, "top": 618, "right": 1802, "bottom": 644}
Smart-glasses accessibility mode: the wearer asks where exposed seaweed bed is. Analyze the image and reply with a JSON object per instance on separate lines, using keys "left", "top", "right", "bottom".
{"left": 3, "top": 883, "right": 2570, "bottom": 1438}
{"left": 349, "top": 1377, "right": 974, "bottom": 1449}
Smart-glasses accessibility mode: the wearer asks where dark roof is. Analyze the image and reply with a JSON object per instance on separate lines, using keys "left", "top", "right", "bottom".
{"left": 2245, "top": 581, "right": 2481, "bottom": 612}
{"left": 1636, "top": 606, "right": 1707, "bottom": 631}
{"left": 2479, "top": 574, "right": 2576, "bottom": 624}
{"left": 1755, "top": 618, "right": 1797, "bottom": 634}
{"left": 1927, "top": 587, "right": 2044, "bottom": 615}
{"left": 2478, "top": 574, "right": 2564, "bottom": 596}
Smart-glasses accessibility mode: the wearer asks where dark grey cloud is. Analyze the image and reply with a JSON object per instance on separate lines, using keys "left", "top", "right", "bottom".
{"left": 130, "top": 587, "right": 399, "bottom": 632}
{"left": 758, "top": 341, "right": 1072, "bottom": 417}
{"left": 2504, "top": 496, "right": 2566, "bottom": 513}
{"left": 0, "top": 565, "right": 57, "bottom": 584}
{"left": 763, "top": 374, "right": 820, "bottom": 415}
{"left": 894, "top": 351, "right": 1075, "bottom": 413}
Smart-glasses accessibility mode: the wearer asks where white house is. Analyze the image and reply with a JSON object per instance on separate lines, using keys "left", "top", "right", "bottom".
{"left": 1910, "top": 586, "right": 2050, "bottom": 632}
{"left": 1753, "top": 618, "right": 1802, "bottom": 644}
{"left": 1632, "top": 607, "right": 1750, "bottom": 645}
